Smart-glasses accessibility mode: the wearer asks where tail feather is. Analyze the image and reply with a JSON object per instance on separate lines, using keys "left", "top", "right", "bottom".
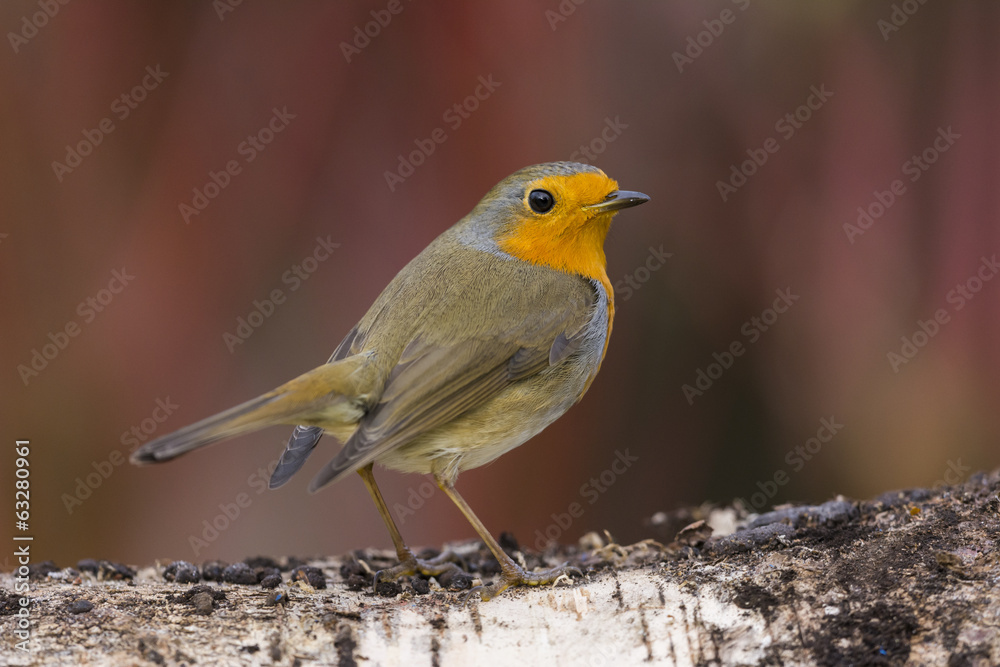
{"left": 130, "top": 392, "right": 283, "bottom": 464}
{"left": 130, "top": 353, "right": 375, "bottom": 467}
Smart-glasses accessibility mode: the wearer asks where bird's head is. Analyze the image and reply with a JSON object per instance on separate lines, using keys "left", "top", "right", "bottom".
{"left": 464, "top": 161, "right": 649, "bottom": 284}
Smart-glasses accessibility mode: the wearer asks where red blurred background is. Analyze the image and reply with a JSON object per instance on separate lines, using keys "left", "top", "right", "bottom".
{"left": 2, "top": 1, "right": 998, "bottom": 568}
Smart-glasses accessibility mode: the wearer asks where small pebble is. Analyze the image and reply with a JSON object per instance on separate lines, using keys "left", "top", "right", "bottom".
{"left": 67, "top": 600, "right": 93, "bottom": 614}
{"left": 265, "top": 590, "right": 289, "bottom": 607}
{"left": 191, "top": 592, "right": 214, "bottom": 615}
{"left": 260, "top": 574, "right": 282, "bottom": 589}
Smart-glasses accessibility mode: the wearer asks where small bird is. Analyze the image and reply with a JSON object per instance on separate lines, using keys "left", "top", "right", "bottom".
{"left": 132, "top": 161, "right": 649, "bottom": 600}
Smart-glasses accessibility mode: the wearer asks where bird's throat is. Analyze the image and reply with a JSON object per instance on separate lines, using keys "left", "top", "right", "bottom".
{"left": 497, "top": 216, "right": 613, "bottom": 293}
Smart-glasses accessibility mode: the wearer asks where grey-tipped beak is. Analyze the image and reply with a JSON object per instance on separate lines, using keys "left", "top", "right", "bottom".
{"left": 583, "top": 190, "right": 650, "bottom": 212}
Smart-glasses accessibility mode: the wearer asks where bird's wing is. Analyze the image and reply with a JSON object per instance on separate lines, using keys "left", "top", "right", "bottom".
{"left": 268, "top": 425, "right": 325, "bottom": 489}
{"left": 307, "top": 278, "right": 597, "bottom": 492}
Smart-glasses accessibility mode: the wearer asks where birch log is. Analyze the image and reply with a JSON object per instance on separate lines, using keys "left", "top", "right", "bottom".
{"left": 2, "top": 469, "right": 999, "bottom": 666}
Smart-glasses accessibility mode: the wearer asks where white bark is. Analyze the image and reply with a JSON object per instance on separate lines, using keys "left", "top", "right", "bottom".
{"left": 3, "top": 471, "right": 999, "bottom": 666}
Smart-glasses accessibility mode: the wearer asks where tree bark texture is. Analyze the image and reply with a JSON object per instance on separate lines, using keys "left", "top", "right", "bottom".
{"left": 2, "top": 469, "right": 999, "bottom": 666}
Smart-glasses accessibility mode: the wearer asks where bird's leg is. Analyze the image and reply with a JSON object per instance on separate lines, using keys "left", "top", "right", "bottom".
{"left": 357, "top": 464, "right": 464, "bottom": 589}
{"left": 434, "top": 472, "right": 582, "bottom": 602}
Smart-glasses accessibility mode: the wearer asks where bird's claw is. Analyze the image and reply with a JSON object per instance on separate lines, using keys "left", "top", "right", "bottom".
{"left": 462, "top": 561, "right": 583, "bottom": 606}
{"left": 371, "top": 550, "right": 465, "bottom": 593}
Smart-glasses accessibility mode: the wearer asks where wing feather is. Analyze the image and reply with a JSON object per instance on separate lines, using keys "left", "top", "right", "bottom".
{"left": 307, "top": 297, "right": 594, "bottom": 492}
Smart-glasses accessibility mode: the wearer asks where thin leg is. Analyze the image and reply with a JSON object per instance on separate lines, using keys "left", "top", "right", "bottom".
{"left": 357, "top": 463, "right": 410, "bottom": 561}
{"left": 357, "top": 464, "right": 464, "bottom": 588}
{"left": 435, "top": 472, "right": 582, "bottom": 602}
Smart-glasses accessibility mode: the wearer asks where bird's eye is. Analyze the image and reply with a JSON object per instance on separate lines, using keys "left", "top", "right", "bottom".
{"left": 528, "top": 189, "right": 555, "bottom": 214}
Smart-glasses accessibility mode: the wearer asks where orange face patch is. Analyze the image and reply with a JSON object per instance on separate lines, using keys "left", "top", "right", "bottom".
{"left": 496, "top": 171, "right": 620, "bottom": 287}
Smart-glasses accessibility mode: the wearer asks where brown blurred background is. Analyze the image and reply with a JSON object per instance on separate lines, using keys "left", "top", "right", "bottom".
{"left": 2, "top": 1, "right": 998, "bottom": 568}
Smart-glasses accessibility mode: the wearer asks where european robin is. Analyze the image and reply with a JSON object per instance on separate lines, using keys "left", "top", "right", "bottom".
{"left": 132, "top": 161, "right": 649, "bottom": 600}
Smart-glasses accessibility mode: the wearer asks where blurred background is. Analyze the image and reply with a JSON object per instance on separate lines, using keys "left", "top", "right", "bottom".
{"left": 2, "top": 1, "right": 998, "bottom": 568}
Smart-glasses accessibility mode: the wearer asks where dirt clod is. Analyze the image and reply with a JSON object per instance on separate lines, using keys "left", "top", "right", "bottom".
{"left": 28, "top": 560, "right": 59, "bottom": 580}
{"left": 339, "top": 559, "right": 366, "bottom": 579}
{"left": 291, "top": 565, "right": 326, "bottom": 589}
{"left": 163, "top": 560, "right": 200, "bottom": 584}
{"left": 222, "top": 562, "right": 258, "bottom": 585}
{"left": 375, "top": 579, "right": 402, "bottom": 597}
{"left": 201, "top": 560, "right": 228, "bottom": 582}
{"left": 244, "top": 556, "right": 281, "bottom": 571}
{"left": 76, "top": 559, "right": 99, "bottom": 574}
{"left": 96, "top": 560, "right": 135, "bottom": 580}
{"left": 437, "top": 569, "right": 473, "bottom": 591}
{"left": 345, "top": 574, "right": 369, "bottom": 591}
{"left": 410, "top": 576, "right": 431, "bottom": 595}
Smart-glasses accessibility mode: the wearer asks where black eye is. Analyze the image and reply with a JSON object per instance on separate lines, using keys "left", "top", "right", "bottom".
{"left": 528, "top": 189, "right": 555, "bottom": 214}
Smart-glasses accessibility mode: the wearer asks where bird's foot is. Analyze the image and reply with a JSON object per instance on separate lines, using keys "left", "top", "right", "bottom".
{"left": 373, "top": 550, "right": 465, "bottom": 592}
{"left": 464, "top": 562, "right": 583, "bottom": 604}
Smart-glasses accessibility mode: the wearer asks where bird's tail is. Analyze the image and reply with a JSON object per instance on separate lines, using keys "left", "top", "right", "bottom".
{"left": 130, "top": 353, "right": 374, "bottom": 465}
